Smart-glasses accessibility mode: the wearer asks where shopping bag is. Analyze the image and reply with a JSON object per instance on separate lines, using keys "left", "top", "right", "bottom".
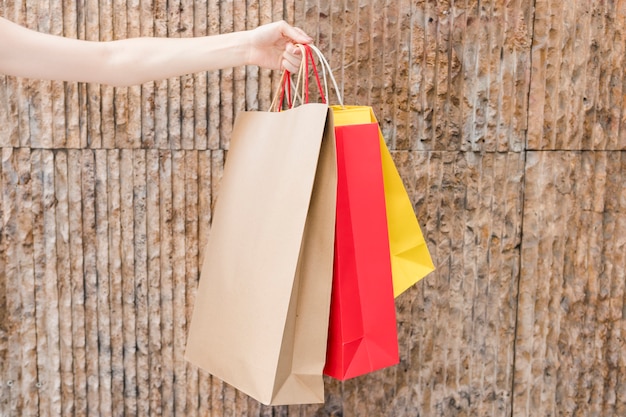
{"left": 292, "top": 44, "right": 399, "bottom": 380}
{"left": 331, "top": 105, "right": 435, "bottom": 297}
{"left": 323, "top": 121, "right": 399, "bottom": 380}
{"left": 185, "top": 102, "right": 337, "bottom": 405}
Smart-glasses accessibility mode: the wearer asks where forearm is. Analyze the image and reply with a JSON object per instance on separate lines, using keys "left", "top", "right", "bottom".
{"left": 101, "top": 32, "right": 252, "bottom": 86}
{"left": 0, "top": 17, "right": 253, "bottom": 87}
{"left": 0, "top": 17, "right": 307, "bottom": 85}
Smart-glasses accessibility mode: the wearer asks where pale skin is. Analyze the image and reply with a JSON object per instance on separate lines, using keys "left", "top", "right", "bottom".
{"left": 0, "top": 16, "right": 311, "bottom": 87}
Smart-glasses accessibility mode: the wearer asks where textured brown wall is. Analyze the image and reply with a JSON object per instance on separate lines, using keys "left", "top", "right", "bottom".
{"left": 1, "top": 0, "right": 625, "bottom": 416}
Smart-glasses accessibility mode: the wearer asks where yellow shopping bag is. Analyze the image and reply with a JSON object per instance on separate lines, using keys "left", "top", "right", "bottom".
{"left": 331, "top": 105, "right": 435, "bottom": 297}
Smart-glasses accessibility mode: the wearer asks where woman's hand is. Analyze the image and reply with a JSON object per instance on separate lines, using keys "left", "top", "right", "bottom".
{"left": 247, "top": 21, "right": 313, "bottom": 73}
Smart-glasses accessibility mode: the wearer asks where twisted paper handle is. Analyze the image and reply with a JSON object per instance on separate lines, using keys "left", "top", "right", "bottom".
{"left": 269, "top": 44, "right": 344, "bottom": 111}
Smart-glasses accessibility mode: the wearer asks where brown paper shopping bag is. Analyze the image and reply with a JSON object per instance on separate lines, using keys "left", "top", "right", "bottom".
{"left": 185, "top": 103, "right": 337, "bottom": 405}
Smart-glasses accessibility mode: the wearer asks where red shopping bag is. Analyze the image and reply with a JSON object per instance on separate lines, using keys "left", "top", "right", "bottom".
{"left": 323, "top": 121, "right": 399, "bottom": 380}
{"left": 285, "top": 44, "right": 399, "bottom": 380}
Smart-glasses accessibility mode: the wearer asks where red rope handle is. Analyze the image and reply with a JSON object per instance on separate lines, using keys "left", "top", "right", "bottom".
{"left": 277, "top": 70, "right": 293, "bottom": 111}
{"left": 304, "top": 45, "right": 326, "bottom": 104}
{"left": 304, "top": 47, "right": 310, "bottom": 104}
{"left": 278, "top": 71, "right": 287, "bottom": 110}
{"left": 286, "top": 72, "right": 292, "bottom": 108}
{"left": 276, "top": 44, "right": 327, "bottom": 110}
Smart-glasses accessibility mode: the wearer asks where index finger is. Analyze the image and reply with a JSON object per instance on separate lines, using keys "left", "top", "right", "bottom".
{"left": 281, "top": 22, "right": 313, "bottom": 44}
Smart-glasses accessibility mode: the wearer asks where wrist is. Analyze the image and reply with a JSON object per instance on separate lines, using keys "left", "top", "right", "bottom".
{"left": 242, "top": 29, "right": 256, "bottom": 67}
{"left": 200, "top": 30, "right": 253, "bottom": 69}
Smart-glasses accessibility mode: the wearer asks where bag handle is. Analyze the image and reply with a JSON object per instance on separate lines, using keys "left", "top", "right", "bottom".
{"left": 306, "top": 44, "right": 344, "bottom": 108}
{"left": 278, "top": 69, "right": 293, "bottom": 109}
{"left": 291, "top": 44, "right": 325, "bottom": 107}
{"left": 269, "top": 44, "right": 344, "bottom": 111}
{"left": 270, "top": 48, "right": 317, "bottom": 112}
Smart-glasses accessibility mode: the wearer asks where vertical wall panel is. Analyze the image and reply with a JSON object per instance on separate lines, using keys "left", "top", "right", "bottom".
{"left": 32, "top": 150, "right": 48, "bottom": 414}
{"left": 390, "top": 151, "right": 523, "bottom": 416}
{"left": 81, "top": 150, "right": 100, "bottom": 416}
{"left": 94, "top": 150, "right": 113, "bottom": 417}
{"left": 184, "top": 151, "right": 199, "bottom": 416}
{"left": 15, "top": 149, "right": 34, "bottom": 417}
{"left": 146, "top": 149, "right": 162, "bottom": 416}
{"left": 528, "top": 0, "right": 626, "bottom": 150}
{"left": 170, "top": 151, "right": 187, "bottom": 414}
{"left": 133, "top": 150, "right": 150, "bottom": 415}
{"left": 0, "top": 146, "right": 6, "bottom": 413}
{"left": 158, "top": 150, "right": 175, "bottom": 417}
{"left": 119, "top": 148, "right": 137, "bottom": 415}
{"left": 2, "top": 149, "right": 26, "bottom": 416}
{"left": 67, "top": 149, "right": 87, "bottom": 415}
{"left": 52, "top": 151, "right": 74, "bottom": 417}
{"left": 196, "top": 151, "right": 212, "bottom": 417}
{"left": 105, "top": 149, "right": 125, "bottom": 417}
{"left": 514, "top": 151, "right": 626, "bottom": 416}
